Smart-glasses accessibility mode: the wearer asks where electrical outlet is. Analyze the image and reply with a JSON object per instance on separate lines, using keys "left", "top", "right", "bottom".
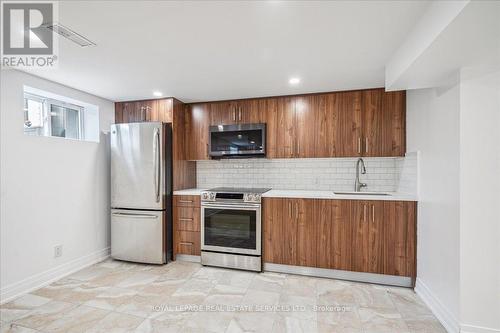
{"left": 54, "top": 245, "right": 62, "bottom": 258}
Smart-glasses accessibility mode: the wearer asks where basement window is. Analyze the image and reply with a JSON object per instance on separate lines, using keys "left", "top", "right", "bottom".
{"left": 23, "top": 86, "right": 100, "bottom": 142}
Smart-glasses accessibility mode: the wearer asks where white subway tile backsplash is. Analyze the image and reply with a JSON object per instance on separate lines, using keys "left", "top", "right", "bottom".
{"left": 196, "top": 155, "right": 418, "bottom": 193}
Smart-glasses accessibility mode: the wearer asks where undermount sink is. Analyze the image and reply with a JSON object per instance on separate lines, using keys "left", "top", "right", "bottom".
{"left": 334, "top": 191, "right": 392, "bottom": 196}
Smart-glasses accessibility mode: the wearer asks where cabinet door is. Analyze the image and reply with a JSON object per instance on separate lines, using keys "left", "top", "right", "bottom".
{"left": 210, "top": 101, "right": 238, "bottom": 125}
{"left": 282, "top": 198, "right": 299, "bottom": 265}
{"left": 114, "top": 102, "right": 124, "bottom": 123}
{"left": 337, "top": 91, "right": 363, "bottom": 157}
{"left": 186, "top": 104, "right": 210, "bottom": 160}
{"left": 330, "top": 200, "right": 352, "bottom": 270}
{"left": 380, "top": 91, "right": 405, "bottom": 156}
{"left": 362, "top": 89, "right": 406, "bottom": 157}
{"left": 118, "top": 102, "right": 137, "bottom": 123}
{"left": 315, "top": 94, "right": 336, "bottom": 157}
{"left": 296, "top": 199, "right": 317, "bottom": 267}
{"left": 383, "top": 201, "right": 416, "bottom": 277}
{"left": 351, "top": 201, "right": 370, "bottom": 272}
{"left": 154, "top": 99, "right": 173, "bottom": 123}
{"left": 294, "top": 96, "right": 317, "bottom": 158}
{"left": 367, "top": 201, "right": 384, "bottom": 274}
{"left": 362, "top": 89, "right": 384, "bottom": 156}
{"left": 263, "top": 198, "right": 286, "bottom": 264}
{"left": 238, "top": 99, "right": 264, "bottom": 124}
{"left": 266, "top": 97, "right": 296, "bottom": 158}
{"left": 352, "top": 200, "right": 385, "bottom": 274}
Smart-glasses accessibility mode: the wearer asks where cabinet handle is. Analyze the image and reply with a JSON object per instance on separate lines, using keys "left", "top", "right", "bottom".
{"left": 363, "top": 204, "right": 367, "bottom": 222}
{"left": 297, "top": 141, "right": 300, "bottom": 156}
{"left": 233, "top": 108, "right": 236, "bottom": 121}
{"left": 179, "top": 200, "right": 193, "bottom": 203}
{"left": 371, "top": 205, "right": 375, "bottom": 223}
{"left": 358, "top": 137, "right": 361, "bottom": 154}
{"left": 179, "top": 242, "right": 193, "bottom": 246}
{"left": 365, "top": 137, "right": 369, "bottom": 154}
{"left": 206, "top": 143, "right": 209, "bottom": 157}
{"left": 179, "top": 218, "right": 194, "bottom": 221}
{"left": 288, "top": 202, "right": 292, "bottom": 217}
{"left": 238, "top": 107, "right": 242, "bottom": 121}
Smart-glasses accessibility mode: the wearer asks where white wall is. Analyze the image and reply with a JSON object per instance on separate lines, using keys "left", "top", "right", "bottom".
{"left": 459, "top": 69, "right": 500, "bottom": 332}
{"left": 0, "top": 70, "right": 114, "bottom": 302}
{"left": 407, "top": 82, "right": 461, "bottom": 332}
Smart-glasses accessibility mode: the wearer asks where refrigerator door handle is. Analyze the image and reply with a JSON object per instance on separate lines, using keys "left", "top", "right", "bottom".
{"left": 112, "top": 212, "right": 158, "bottom": 219}
{"left": 153, "top": 128, "right": 161, "bottom": 203}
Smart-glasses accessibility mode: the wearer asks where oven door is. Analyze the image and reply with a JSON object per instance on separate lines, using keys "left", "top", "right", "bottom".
{"left": 201, "top": 202, "right": 261, "bottom": 256}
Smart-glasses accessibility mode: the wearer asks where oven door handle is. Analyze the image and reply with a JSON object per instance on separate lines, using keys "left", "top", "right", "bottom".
{"left": 201, "top": 203, "right": 261, "bottom": 209}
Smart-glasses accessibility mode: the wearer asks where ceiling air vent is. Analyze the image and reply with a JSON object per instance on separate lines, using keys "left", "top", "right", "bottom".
{"left": 44, "top": 23, "right": 96, "bottom": 47}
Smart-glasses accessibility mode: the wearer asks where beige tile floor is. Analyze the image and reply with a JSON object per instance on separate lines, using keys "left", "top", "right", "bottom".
{"left": 0, "top": 259, "right": 446, "bottom": 333}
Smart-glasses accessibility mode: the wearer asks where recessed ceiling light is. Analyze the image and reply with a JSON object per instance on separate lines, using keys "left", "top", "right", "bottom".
{"left": 153, "top": 91, "right": 163, "bottom": 97}
{"left": 289, "top": 77, "right": 300, "bottom": 85}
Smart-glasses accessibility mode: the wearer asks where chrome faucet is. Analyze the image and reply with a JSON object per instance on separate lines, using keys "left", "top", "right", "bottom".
{"left": 354, "top": 158, "right": 367, "bottom": 192}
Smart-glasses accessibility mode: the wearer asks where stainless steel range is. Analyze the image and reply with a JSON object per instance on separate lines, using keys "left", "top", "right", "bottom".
{"left": 200, "top": 187, "right": 271, "bottom": 272}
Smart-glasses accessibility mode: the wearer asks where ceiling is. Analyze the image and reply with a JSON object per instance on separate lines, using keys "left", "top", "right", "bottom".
{"left": 25, "top": 1, "right": 430, "bottom": 102}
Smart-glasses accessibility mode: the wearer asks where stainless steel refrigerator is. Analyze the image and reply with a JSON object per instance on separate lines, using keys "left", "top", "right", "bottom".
{"left": 110, "top": 122, "right": 172, "bottom": 264}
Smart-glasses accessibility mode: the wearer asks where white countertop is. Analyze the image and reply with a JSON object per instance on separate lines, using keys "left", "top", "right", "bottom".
{"left": 173, "top": 188, "right": 207, "bottom": 196}
{"left": 262, "top": 190, "right": 417, "bottom": 201}
{"left": 173, "top": 188, "right": 417, "bottom": 201}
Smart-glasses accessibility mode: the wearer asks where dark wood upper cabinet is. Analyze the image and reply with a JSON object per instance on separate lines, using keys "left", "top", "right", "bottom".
{"left": 362, "top": 89, "right": 405, "bottom": 157}
{"left": 295, "top": 92, "right": 363, "bottom": 158}
{"left": 209, "top": 100, "right": 237, "bottom": 125}
{"left": 208, "top": 99, "right": 265, "bottom": 126}
{"left": 381, "top": 90, "right": 406, "bottom": 157}
{"left": 266, "top": 97, "right": 296, "bottom": 158}
{"left": 135, "top": 88, "right": 405, "bottom": 161}
{"left": 115, "top": 99, "right": 173, "bottom": 123}
{"left": 338, "top": 91, "right": 363, "bottom": 157}
{"left": 185, "top": 103, "right": 211, "bottom": 160}
{"left": 239, "top": 99, "right": 266, "bottom": 124}
{"left": 294, "top": 96, "right": 316, "bottom": 158}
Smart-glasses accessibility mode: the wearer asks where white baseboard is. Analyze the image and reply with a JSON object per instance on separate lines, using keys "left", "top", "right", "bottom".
{"left": 414, "top": 278, "right": 460, "bottom": 333}
{"left": 0, "top": 247, "right": 110, "bottom": 304}
{"left": 461, "top": 324, "right": 500, "bottom": 333}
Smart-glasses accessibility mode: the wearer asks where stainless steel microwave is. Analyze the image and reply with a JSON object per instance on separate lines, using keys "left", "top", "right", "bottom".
{"left": 209, "top": 123, "right": 266, "bottom": 158}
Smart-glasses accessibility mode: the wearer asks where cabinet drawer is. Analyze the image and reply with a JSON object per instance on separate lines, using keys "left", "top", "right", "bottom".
{"left": 174, "top": 206, "right": 200, "bottom": 232}
{"left": 174, "top": 195, "right": 200, "bottom": 208}
{"left": 176, "top": 231, "right": 200, "bottom": 255}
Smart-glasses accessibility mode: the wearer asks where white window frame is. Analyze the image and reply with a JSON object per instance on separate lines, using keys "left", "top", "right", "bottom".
{"left": 46, "top": 98, "right": 84, "bottom": 140}
{"left": 23, "top": 93, "right": 85, "bottom": 140}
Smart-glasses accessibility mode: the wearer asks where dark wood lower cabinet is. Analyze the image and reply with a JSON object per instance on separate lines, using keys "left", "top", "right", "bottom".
{"left": 351, "top": 200, "right": 384, "bottom": 274}
{"left": 262, "top": 198, "right": 416, "bottom": 279}
{"left": 316, "top": 199, "right": 352, "bottom": 271}
{"left": 173, "top": 195, "right": 201, "bottom": 258}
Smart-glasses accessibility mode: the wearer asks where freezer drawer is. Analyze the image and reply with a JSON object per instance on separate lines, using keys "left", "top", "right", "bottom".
{"left": 111, "top": 209, "right": 165, "bottom": 264}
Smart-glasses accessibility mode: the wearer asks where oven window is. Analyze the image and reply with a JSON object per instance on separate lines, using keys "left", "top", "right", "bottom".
{"left": 211, "top": 130, "right": 263, "bottom": 153}
{"left": 204, "top": 208, "right": 256, "bottom": 250}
